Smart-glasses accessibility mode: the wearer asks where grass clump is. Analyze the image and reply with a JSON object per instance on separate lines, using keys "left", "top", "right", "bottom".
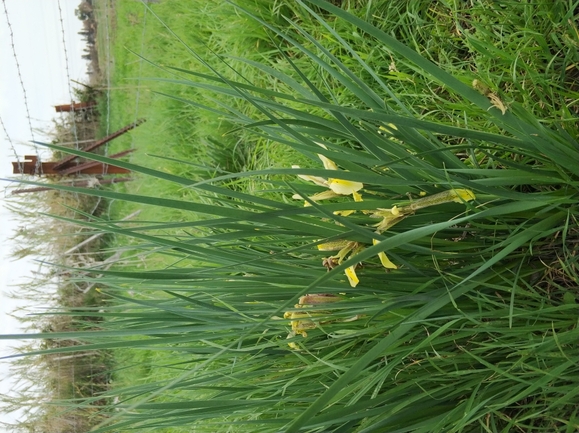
{"left": 3, "top": 1, "right": 578, "bottom": 432}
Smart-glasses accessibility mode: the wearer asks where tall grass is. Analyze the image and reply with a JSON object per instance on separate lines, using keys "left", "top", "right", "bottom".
{"left": 3, "top": 0, "right": 578, "bottom": 432}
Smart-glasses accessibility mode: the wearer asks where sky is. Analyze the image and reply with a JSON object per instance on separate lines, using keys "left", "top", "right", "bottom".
{"left": 0, "top": 0, "right": 85, "bottom": 428}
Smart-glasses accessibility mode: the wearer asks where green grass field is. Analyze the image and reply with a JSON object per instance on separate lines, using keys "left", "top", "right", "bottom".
{"left": 5, "top": 1, "right": 578, "bottom": 432}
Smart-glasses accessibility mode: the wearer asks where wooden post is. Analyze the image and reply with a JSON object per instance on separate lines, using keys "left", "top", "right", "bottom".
{"left": 52, "top": 118, "right": 146, "bottom": 170}
{"left": 12, "top": 155, "right": 40, "bottom": 175}
{"left": 58, "top": 149, "right": 135, "bottom": 175}
{"left": 55, "top": 101, "right": 97, "bottom": 112}
{"left": 11, "top": 155, "right": 130, "bottom": 175}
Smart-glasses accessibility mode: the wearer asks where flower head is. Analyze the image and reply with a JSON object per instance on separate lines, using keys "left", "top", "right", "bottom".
{"left": 284, "top": 293, "right": 344, "bottom": 347}
{"left": 292, "top": 150, "right": 363, "bottom": 203}
{"left": 317, "top": 238, "right": 398, "bottom": 287}
{"left": 371, "top": 206, "right": 405, "bottom": 233}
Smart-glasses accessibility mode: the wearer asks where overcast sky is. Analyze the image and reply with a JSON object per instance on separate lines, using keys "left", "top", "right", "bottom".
{"left": 1, "top": 0, "right": 85, "bottom": 428}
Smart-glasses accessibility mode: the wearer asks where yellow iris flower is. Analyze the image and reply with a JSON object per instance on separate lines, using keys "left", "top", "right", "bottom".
{"left": 292, "top": 150, "right": 363, "bottom": 203}
{"left": 315, "top": 189, "right": 476, "bottom": 286}
{"left": 284, "top": 293, "right": 358, "bottom": 349}
{"left": 284, "top": 294, "right": 343, "bottom": 340}
{"left": 317, "top": 239, "right": 396, "bottom": 287}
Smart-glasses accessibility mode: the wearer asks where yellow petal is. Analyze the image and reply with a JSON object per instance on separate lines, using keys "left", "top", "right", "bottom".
{"left": 373, "top": 239, "right": 398, "bottom": 269}
{"left": 293, "top": 164, "right": 329, "bottom": 187}
{"left": 297, "top": 174, "right": 329, "bottom": 187}
{"left": 335, "top": 242, "right": 358, "bottom": 263}
{"left": 328, "top": 178, "right": 363, "bottom": 195}
{"left": 352, "top": 191, "right": 363, "bottom": 202}
{"left": 377, "top": 252, "right": 397, "bottom": 269}
{"left": 345, "top": 266, "right": 359, "bottom": 287}
{"left": 378, "top": 124, "right": 398, "bottom": 134}
{"left": 309, "top": 190, "right": 340, "bottom": 201}
{"left": 293, "top": 190, "right": 339, "bottom": 203}
{"left": 372, "top": 239, "right": 398, "bottom": 269}
{"left": 334, "top": 209, "right": 355, "bottom": 216}
{"left": 288, "top": 341, "right": 301, "bottom": 350}
{"left": 317, "top": 154, "right": 338, "bottom": 170}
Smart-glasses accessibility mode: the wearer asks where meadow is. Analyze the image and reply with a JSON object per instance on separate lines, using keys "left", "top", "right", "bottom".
{"left": 4, "top": 0, "right": 578, "bottom": 432}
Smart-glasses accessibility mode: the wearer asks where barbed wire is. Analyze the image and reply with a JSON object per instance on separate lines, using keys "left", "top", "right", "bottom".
{"left": 0, "top": 115, "right": 23, "bottom": 176}
{"left": 1, "top": 0, "right": 41, "bottom": 174}
{"left": 56, "top": 0, "right": 80, "bottom": 150}
{"left": 99, "top": 0, "right": 113, "bottom": 178}
{"left": 56, "top": 0, "right": 87, "bottom": 210}
{"left": 1, "top": 0, "right": 36, "bottom": 143}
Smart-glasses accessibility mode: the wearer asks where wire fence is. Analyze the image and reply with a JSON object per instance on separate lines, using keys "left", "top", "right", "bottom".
{"left": 0, "top": 116, "right": 23, "bottom": 177}
{"left": 1, "top": 0, "right": 40, "bottom": 175}
{"left": 57, "top": 0, "right": 80, "bottom": 150}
